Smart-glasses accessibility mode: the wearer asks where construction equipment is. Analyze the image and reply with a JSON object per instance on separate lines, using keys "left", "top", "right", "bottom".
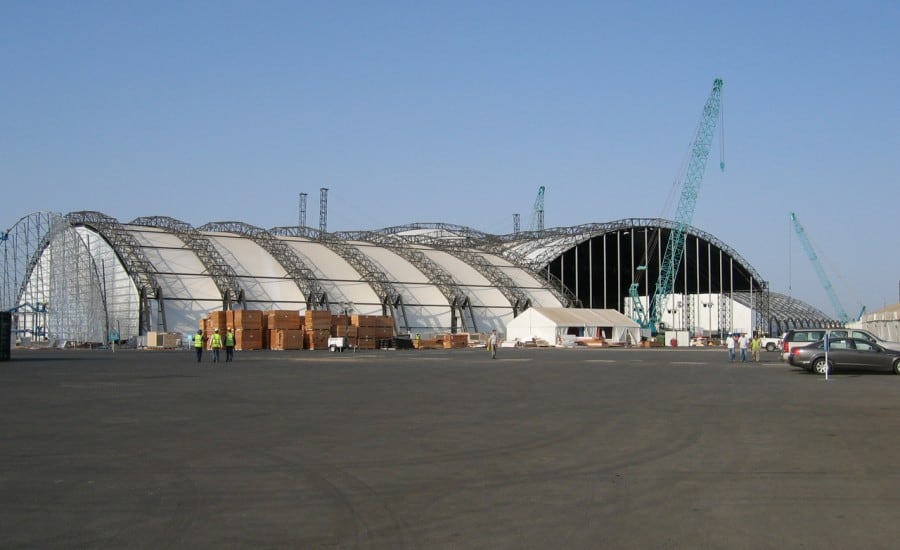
{"left": 789, "top": 212, "right": 864, "bottom": 323}
{"left": 629, "top": 78, "right": 725, "bottom": 332}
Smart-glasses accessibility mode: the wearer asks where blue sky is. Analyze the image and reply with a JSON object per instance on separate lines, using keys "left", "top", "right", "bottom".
{"left": 2, "top": 1, "right": 898, "bottom": 316}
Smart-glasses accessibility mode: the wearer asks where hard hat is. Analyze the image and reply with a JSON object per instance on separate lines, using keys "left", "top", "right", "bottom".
{"left": 215, "top": 328, "right": 219, "bottom": 332}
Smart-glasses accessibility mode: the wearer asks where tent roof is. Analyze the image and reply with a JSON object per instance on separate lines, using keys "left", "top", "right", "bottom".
{"left": 528, "top": 307, "right": 640, "bottom": 328}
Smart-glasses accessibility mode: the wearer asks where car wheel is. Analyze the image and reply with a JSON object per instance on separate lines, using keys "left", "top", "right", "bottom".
{"left": 766, "top": 343, "right": 776, "bottom": 352}
{"left": 329, "top": 345, "right": 336, "bottom": 352}
{"left": 812, "top": 357, "right": 830, "bottom": 375}
{"left": 893, "top": 359, "right": 900, "bottom": 375}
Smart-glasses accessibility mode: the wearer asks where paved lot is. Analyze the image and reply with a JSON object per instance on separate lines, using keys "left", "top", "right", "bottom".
{"left": 2, "top": 346, "right": 899, "bottom": 548}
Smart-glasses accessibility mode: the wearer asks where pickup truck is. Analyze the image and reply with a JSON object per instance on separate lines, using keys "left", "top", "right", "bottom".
{"left": 760, "top": 336, "right": 782, "bottom": 352}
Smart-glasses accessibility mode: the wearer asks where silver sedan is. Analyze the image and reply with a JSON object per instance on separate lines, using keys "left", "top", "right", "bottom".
{"left": 788, "top": 337, "right": 900, "bottom": 375}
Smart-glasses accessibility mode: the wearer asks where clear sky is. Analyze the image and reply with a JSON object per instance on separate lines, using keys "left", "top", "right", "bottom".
{"left": 2, "top": 1, "right": 898, "bottom": 316}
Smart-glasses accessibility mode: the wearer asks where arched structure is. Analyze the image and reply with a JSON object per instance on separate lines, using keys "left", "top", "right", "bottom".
{"left": 1, "top": 212, "right": 838, "bottom": 344}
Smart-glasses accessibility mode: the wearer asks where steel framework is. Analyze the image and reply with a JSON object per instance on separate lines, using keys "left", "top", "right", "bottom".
{"left": 67, "top": 211, "right": 164, "bottom": 334}
{"left": 343, "top": 230, "right": 478, "bottom": 332}
{"left": 131, "top": 216, "right": 244, "bottom": 311}
{"left": 199, "top": 221, "right": 329, "bottom": 310}
{"left": 270, "top": 226, "right": 411, "bottom": 334}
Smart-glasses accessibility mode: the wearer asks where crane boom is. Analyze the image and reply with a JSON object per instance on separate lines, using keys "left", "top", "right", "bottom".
{"left": 789, "top": 212, "right": 854, "bottom": 323}
{"left": 630, "top": 78, "right": 724, "bottom": 332}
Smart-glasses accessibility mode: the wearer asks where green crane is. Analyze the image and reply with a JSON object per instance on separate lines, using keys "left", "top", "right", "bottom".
{"left": 630, "top": 78, "right": 725, "bottom": 332}
{"left": 789, "top": 212, "right": 864, "bottom": 324}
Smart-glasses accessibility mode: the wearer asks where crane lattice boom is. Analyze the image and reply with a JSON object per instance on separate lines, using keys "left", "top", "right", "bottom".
{"left": 789, "top": 212, "right": 855, "bottom": 323}
{"left": 630, "top": 78, "right": 724, "bottom": 331}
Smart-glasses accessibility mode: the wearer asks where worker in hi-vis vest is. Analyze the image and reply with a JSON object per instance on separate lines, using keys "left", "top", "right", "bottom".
{"left": 193, "top": 329, "right": 205, "bottom": 363}
{"left": 209, "top": 328, "right": 223, "bottom": 363}
{"left": 225, "top": 327, "right": 236, "bottom": 362}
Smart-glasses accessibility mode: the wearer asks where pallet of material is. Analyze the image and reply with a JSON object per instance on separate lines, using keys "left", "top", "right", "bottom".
{"left": 269, "top": 329, "right": 302, "bottom": 350}
{"left": 304, "top": 329, "right": 330, "bottom": 350}
{"left": 355, "top": 335, "right": 377, "bottom": 350}
{"left": 443, "top": 333, "right": 469, "bottom": 349}
{"left": 207, "top": 311, "right": 227, "bottom": 330}
{"left": 333, "top": 324, "right": 358, "bottom": 338}
{"left": 146, "top": 331, "right": 183, "bottom": 349}
{"left": 235, "top": 329, "right": 262, "bottom": 350}
{"left": 414, "top": 338, "right": 444, "bottom": 350}
{"left": 305, "top": 310, "right": 332, "bottom": 331}
{"left": 232, "top": 309, "right": 264, "bottom": 329}
{"left": 267, "top": 310, "right": 302, "bottom": 330}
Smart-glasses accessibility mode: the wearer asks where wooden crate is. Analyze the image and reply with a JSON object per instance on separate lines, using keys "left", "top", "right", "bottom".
{"left": 267, "top": 310, "right": 301, "bottom": 330}
{"left": 235, "top": 329, "right": 262, "bottom": 350}
{"left": 269, "top": 329, "right": 302, "bottom": 350}
{"left": 208, "top": 311, "right": 227, "bottom": 330}
{"left": 442, "top": 333, "right": 469, "bottom": 349}
{"left": 234, "top": 309, "right": 264, "bottom": 329}
{"left": 304, "top": 329, "right": 330, "bottom": 350}
{"left": 305, "top": 310, "right": 332, "bottom": 331}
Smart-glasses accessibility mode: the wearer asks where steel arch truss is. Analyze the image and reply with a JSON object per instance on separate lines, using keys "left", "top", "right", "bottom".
{"left": 351, "top": 225, "right": 578, "bottom": 309}
{"left": 346, "top": 231, "right": 478, "bottom": 333}
{"left": 270, "top": 226, "right": 410, "bottom": 333}
{"left": 199, "top": 221, "right": 328, "bottom": 310}
{"left": 67, "top": 211, "right": 164, "bottom": 333}
{"left": 132, "top": 216, "right": 244, "bottom": 310}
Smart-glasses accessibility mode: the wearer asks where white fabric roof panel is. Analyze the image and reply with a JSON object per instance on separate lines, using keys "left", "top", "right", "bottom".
{"left": 283, "top": 239, "right": 381, "bottom": 307}
{"left": 355, "top": 244, "right": 431, "bottom": 283}
{"left": 207, "top": 234, "right": 288, "bottom": 279}
{"left": 529, "top": 307, "right": 640, "bottom": 328}
{"left": 417, "top": 248, "right": 490, "bottom": 285}
{"left": 30, "top": 212, "right": 602, "bottom": 340}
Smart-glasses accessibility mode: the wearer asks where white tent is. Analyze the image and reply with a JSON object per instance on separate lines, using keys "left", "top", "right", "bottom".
{"left": 505, "top": 307, "right": 641, "bottom": 347}
{"left": 859, "top": 302, "right": 900, "bottom": 342}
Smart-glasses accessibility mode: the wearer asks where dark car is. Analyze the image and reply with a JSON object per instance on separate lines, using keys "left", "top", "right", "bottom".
{"left": 788, "top": 337, "right": 900, "bottom": 375}
{"left": 780, "top": 327, "right": 900, "bottom": 361}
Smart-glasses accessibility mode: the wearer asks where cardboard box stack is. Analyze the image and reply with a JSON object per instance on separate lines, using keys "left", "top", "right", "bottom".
{"left": 305, "top": 310, "right": 332, "bottom": 350}
{"left": 267, "top": 309, "right": 303, "bottom": 350}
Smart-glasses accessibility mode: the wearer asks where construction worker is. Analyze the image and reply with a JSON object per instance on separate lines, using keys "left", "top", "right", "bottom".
{"left": 488, "top": 329, "right": 499, "bottom": 359}
{"left": 193, "top": 329, "right": 205, "bottom": 363}
{"left": 210, "top": 328, "right": 223, "bottom": 363}
{"left": 225, "top": 327, "right": 236, "bottom": 362}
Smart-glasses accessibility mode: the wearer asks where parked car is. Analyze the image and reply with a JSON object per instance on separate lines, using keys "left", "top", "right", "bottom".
{"left": 788, "top": 337, "right": 900, "bottom": 375}
{"left": 780, "top": 328, "right": 900, "bottom": 361}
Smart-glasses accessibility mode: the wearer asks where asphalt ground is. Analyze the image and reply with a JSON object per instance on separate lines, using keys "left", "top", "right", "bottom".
{"left": 2, "top": 346, "right": 899, "bottom": 549}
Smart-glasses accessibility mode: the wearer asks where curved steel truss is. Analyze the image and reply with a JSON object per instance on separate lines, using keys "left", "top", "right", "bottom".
{"left": 199, "top": 221, "right": 328, "bottom": 310}
{"left": 270, "top": 226, "right": 410, "bottom": 333}
{"left": 343, "top": 231, "right": 478, "bottom": 332}
{"left": 131, "top": 216, "right": 244, "bottom": 309}
{"left": 67, "top": 211, "right": 164, "bottom": 333}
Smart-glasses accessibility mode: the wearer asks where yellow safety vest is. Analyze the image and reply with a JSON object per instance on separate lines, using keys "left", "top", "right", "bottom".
{"left": 193, "top": 333, "right": 204, "bottom": 348}
{"left": 225, "top": 331, "right": 235, "bottom": 347}
{"left": 210, "top": 333, "right": 223, "bottom": 349}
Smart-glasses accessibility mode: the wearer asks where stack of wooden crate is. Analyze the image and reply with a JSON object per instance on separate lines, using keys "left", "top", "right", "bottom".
{"left": 267, "top": 309, "right": 303, "bottom": 350}
{"left": 442, "top": 333, "right": 469, "bottom": 349}
{"left": 351, "top": 314, "right": 395, "bottom": 349}
{"left": 232, "top": 309, "right": 263, "bottom": 350}
{"left": 305, "top": 310, "right": 332, "bottom": 350}
{"left": 200, "top": 309, "right": 264, "bottom": 350}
